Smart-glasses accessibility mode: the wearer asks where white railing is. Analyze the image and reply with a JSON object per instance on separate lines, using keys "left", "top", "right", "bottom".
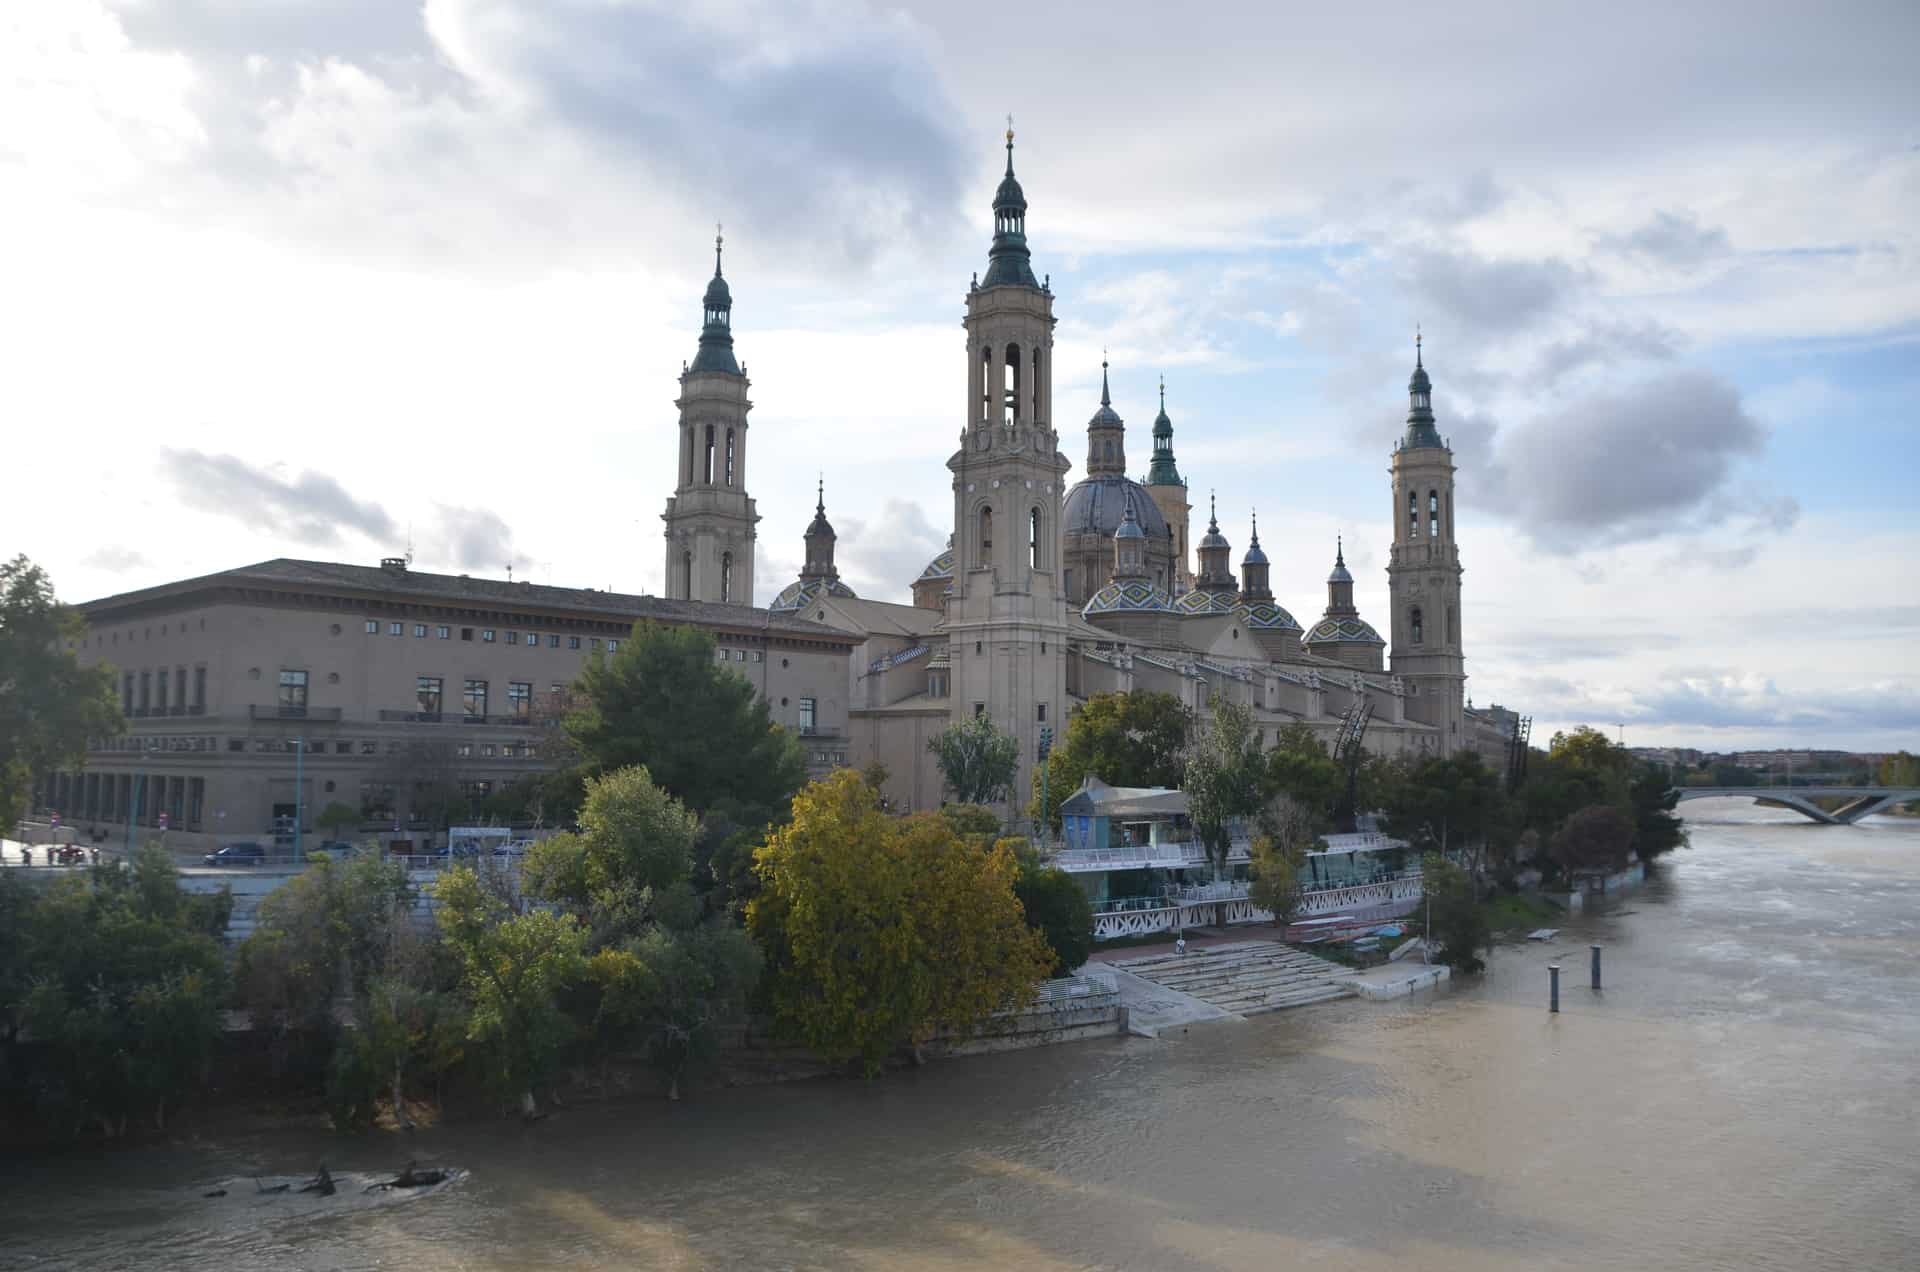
{"left": 1090, "top": 872, "right": 1424, "bottom": 941}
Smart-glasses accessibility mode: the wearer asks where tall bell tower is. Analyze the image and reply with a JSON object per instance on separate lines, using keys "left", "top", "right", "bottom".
{"left": 947, "top": 123, "right": 1072, "bottom": 804}
{"left": 1386, "top": 336, "right": 1466, "bottom": 751}
{"left": 662, "top": 230, "right": 757, "bottom": 606}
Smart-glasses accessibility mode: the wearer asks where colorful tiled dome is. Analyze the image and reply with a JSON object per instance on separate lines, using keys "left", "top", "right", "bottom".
{"left": 1083, "top": 579, "right": 1174, "bottom": 618}
{"left": 768, "top": 577, "right": 857, "bottom": 614}
{"left": 1236, "top": 600, "right": 1302, "bottom": 631}
{"left": 1174, "top": 588, "right": 1240, "bottom": 616}
{"left": 1306, "top": 615, "right": 1385, "bottom": 646}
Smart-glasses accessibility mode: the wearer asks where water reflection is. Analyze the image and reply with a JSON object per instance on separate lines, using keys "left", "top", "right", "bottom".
{"left": 4, "top": 806, "right": 1917, "bottom": 1270}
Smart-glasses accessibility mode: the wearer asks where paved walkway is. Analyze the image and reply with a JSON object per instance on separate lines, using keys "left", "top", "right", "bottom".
{"left": 1080, "top": 962, "right": 1241, "bottom": 1037}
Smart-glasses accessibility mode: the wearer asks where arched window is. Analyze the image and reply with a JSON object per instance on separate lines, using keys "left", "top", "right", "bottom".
{"left": 1428, "top": 489, "right": 1440, "bottom": 538}
{"left": 682, "top": 552, "right": 692, "bottom": 599}
{"left": 980, "top": 345, "right": 993, "bottom": 424}
{"left": 720, "top": 552, "right": 733, "bottom": 604}
{"left": 979, "top": 506, "right": 993, "bottom": 561}
{"left": 725, "top": 429, "right": 736, "bottom": 486}
{"left": 1447, "top": 605, "right": 1456, "bottom": 645}
{"left": 1410, "top": 606, "right": 1424, "bottom": 644}
{"left": 1029, "top": 507, "right": 1042, "bottom": 569}
{"left": 1408, "top": 490, "right": 1419, "bottom": 535}
{"left": 686, "top": 431, "right": 695, "bottom": 486}
{"left": 1032, "top": 347, "right": 1044, "bottom": 422}
{"left": 703, "top": 425, "right": 716, "bottom": 484}
{"left": 1003, "top": 343, "right": 1022, "bottom": 425}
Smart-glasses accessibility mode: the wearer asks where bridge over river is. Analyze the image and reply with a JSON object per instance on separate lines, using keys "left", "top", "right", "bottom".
{"left": 1674, "top": 785, "right": 1920, "bottom": 825}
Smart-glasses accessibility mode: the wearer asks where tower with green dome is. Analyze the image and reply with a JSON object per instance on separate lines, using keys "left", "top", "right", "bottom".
{"left": 1143, "top": 377, "right": 1193, "bottom": 593}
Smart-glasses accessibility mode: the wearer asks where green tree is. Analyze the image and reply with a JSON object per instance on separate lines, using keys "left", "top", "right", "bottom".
{"left": 1384, "top": 752, "right": 1510, "bottom": 895}
{"left": 1180, "top": 696, "right": 1266, "bottom": 880}
{"left": 1879, "top": 751, "right": 1920, "bottom": 787}
{"left": 315, "top": 801, "right": 361, "bottom": 838}
{"left": 1262, "top": 724, "right": 1342, "bottom": 831}
{"left": 750, "top": 771, "right": 1051, "bottom": 1074}
{"left": 1008, "top": 845, "right": 1094, "bottom": 977}
{"left": 0, "top": 556, "right": 124, "bottom": 831}
{"left": 566, "top": 623, "right": 806, "bottom": 826}
{"left": 1420, "top": 852, "right": 1490, "bottom": 974}
{"left": 1628, "top": 764, "right": 1686, "bottom": 862}
{"left": 1249, "top": 835, "right": 1306, "bottom": 928}
{"left": 523, "top": 765, "right": 762, "bottom": 1099}
{"left": 928, "top": 712, "right": 1020, "bottom": 807}
{"left": 15, "top": 848, "right": 226, "bottom": 1137}
{"left": 433, "top": 864, "right": 587, "bottom": 1118}
{"left": 1028, "top": 691, "right": 1189, "bottom": 831}
{"left": 1549, "top": 803, "right": 1636, "bottom": 873}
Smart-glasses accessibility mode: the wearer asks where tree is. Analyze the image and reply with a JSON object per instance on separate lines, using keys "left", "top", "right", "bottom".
{"left": 0, "top": 556, "right": 124, "bottom": 831}
{"left": 1248, "top": 835, "right": 1305, "bottom": 928}
{"left": 1879, "top": 751, "right": 1920, "bottom": 787}
{"left": 433, "top": 865, "right": 587, "bottom": 1117}
{"left": 522, "top": 765, "right": 761, "bottom": 1099}
{"left": 1549, "top": 803, "right": 1636, "bottom": 874}
{"left": 315, "top": 801, "right": 361, "bottom": 838}
{"left": 749, "top": 771, "right": 1050, "bottom": 1074}
{"left": 1008, "top": 843, "right": 1094, "bottom": 977}
{"left": 1421, "top": 852, "right": 1490, "bottom": 974}
{"left": 1180, "top": 695, "right": 1266, "bottom": 880}
{"left": 928, "top": 712, "right": 1020, "bottom": 807}
{"left": 1029, "top": 691, "right": 1189, "bottom": 831}
{"left": 566, "top": 623, "right": 806, "bottom": 826}
{"left": 1262, "top": 724, "right": 1342, "bottom": 832}
{"left": 1628, "top": 764, "right": 1686, "bottom": 863}
{"left": 1382, "top": 752, "right": 1510, "bottom": 896}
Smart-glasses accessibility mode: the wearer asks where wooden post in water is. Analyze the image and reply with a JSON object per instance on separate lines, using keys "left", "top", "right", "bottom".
{"left": 1549, "top": 963, "right": 1561, "bottom": 1013}
{"left": 1590, "top": 945, "right": 1602, "bottom": 990}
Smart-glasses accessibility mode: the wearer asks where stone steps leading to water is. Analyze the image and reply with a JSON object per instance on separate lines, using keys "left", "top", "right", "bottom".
{"left": 1114, "top": 941, "right": 1354, "bottom": 1016}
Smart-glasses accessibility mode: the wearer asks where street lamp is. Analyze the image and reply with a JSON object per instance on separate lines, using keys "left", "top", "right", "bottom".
{"left": 292, "top": 738, "right": 305, "bottom": 864}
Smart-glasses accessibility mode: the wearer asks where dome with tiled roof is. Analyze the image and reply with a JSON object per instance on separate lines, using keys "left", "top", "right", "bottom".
{"left": 768, "top": 577, "right": 856, "bottom": 614}
{"left": 1174, "top": 587, "right": 1240, "bottom": 616}
{"left": 1306, "top": 615, "right": 1385, "bottom": 646}
{"left": 1237, "top": 600, "right": 1302, "bottom": 631}
{"left": 1084, "top": 578, "right": 1174, "bottom": 618}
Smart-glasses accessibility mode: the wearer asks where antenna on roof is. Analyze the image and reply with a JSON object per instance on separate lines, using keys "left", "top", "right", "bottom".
{"left": 405, "top": 522, "right": 414, "bottom": 566}
{"left": 506, "top": 562, "right": 513, "bottom": 582}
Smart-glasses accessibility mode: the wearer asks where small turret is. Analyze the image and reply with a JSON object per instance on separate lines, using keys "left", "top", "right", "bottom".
{"left": 1085, "top": 356, "right": 1126, "bottom": 476}
{"left": 1239, "top": 511, "right": 1272, "bottom": 603}
{"left": 800, "top": 478, "right": 839, "bottom": 584}
{"left": 1195, "top": 493, "right": 1235, "bottom": 595}
{"left": 1399, "top": 330, "right": 1442, "bottom": 450}
{"left": 1145, "top": 377, "right": 1183, "bottom": 487}
{"left": 689, "top": 227, "right": 741, "bottom": 376}
{"left": 981, "top": 120, "right": 1040, "bottom": 290}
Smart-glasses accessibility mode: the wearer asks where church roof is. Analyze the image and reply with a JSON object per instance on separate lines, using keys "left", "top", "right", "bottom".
{"left": 1174, "top": 588, "right": 1240, "bottom": 616}
{"left": 1236, "top": 599, "right": 1301, "bottom": 631}
{"left": 1083, "top": 579, "right": 1174, "bottom": 618}
{"left": 1306, "top": 615, "right": 1386, "bottom": 646}
{"left": 915, "top": 547, "right": 954, "bottom": 582}
{"left": 768, "top": 576, "right": 857, "bottom": 614}
{"left": 1063, "top": 474, "right": 1169, "bottom": 540}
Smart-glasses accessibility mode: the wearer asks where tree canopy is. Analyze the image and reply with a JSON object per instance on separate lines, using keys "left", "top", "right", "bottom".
{"left": 1263, "top": 724, "right": 1343, "bottom": 832}
{"left": 1030, "top": 690, "right": 1188, "bottom": 831}
{"left": 749, "top": 771, "right": 1051, "bottom": 1074}
{"left": 928, "top": 711, "right": 1020, "bottom": 807}
{"left": 1180, "top": 695, "right": 1266, "bottom": 879}
{"left": 0, "top": 556, "right": 123, "bottom": 829}
{"left": 565, "top": 623, "right": 806, "bottom": 827}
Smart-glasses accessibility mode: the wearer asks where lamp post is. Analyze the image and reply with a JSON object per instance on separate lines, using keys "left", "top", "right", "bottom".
{"left": 293, "top": 739, "right": 305, "bottom": 864}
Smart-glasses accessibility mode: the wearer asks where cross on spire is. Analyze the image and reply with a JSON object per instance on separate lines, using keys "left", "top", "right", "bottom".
{"left": 715, "top": 223, "right": 724, "bottom": 276}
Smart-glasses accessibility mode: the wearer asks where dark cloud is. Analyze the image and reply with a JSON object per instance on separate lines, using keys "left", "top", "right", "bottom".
{"left": 1482, "top": 370, "right": 1791, "bottom": 550}
{"left": 1402, "top": 248, "right": 1579, "bottom": 336}
{"left": 1532, "top": 318, "right": 1683, "bottom": 384}
{"left": 159, "top": 448, "right": 397, "bottom": 546}
{"left": 80, "top": 546, "right": 152, "bottom": 574}
{"left": 1602, "top": 210, "right": 1731, "bottom": 270}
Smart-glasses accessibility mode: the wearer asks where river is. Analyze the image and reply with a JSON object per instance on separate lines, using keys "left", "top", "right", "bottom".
{"left": 3, "top": 802, "right": 1916, "bottom": 1270}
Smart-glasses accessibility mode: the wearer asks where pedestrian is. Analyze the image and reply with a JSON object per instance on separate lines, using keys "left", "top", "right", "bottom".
{"left": 1175, "top": 934, "right": 1187, "bottom": 957}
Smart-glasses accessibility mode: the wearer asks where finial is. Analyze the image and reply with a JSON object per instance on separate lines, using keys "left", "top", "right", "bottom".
{"left": 1415, "top": 324, "right": 1422, "bottom": 368}
{"left": 1159, "top": 375, "right": 1165, "bottom": 411}
{"left": 1250, "top": 509, "right": 1260, "bottom": 544}
{"left": 1005, "top": 113, "right": 1015, "bottom": 172}
{"left": 816, "top": 473, "right": 825, "bottom": 514}
{"left": 1100, "top": 349, "right": 1110, "bottom": 406}
{"left": 1209, "top": 490, "right": 1218, "bottom": 529}
{"left": 1336, "top": 534, "right": 1345, "bottom": 567}
{"left": 714, "top": 222, "right": 724, "bottom": 277}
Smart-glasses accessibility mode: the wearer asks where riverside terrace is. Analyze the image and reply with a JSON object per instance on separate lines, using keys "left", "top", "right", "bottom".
{"left": 1050, "top": 777, "right": 1423, "bottom": 941}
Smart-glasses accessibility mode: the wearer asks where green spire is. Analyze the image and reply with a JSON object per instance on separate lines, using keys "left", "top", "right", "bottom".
{"left": 981, "top": 119, "right": 1039, "bottom": 290}
{"left": 1145, "top": 374, "right": 1184, "bottom": 486}
{"left": 1400, "top": 328, "right": 1443, "bottom": 449}
{"left": 690, "top": 225, "right": 741, "bottom": 376}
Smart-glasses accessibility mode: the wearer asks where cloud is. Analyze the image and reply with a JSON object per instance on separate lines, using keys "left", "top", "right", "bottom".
{"left": 159, "top": 448, "right": 397, "bottom": 546}
{"left": 836, "top": 498, "right": 946, "bottom": 601}
{"left": 1531, "top": 317, "right": 1683, "bottom": 384}
{"left": 1482, "top": 369, "right": 1792, "bottom": 550}
{"left": 1602, "top": 210, "right": 1731, "bottom": 270}
{"left": 1513, "top": 667, "right": 1920, "bottom": 738}
{"left": 421, "top": 504, "right": 516, "bottom": 573}
{"left": 1402, "top": 248, "right": 1579, "bottom": 337}
{"left": 80, "top": 545, "right": 151, "bottom": 573}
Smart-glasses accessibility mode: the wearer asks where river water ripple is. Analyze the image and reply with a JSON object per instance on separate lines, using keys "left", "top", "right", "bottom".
{"left": 4, "top": 803, "right": 1917, "bottom": 1270}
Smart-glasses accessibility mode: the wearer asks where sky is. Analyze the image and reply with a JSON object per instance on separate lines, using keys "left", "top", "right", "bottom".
{"left": 4, "top": 0, "right": 1917, "bottom": 753}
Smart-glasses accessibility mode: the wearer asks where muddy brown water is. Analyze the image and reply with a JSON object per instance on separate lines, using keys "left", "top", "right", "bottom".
{"left": 3, "top": 802, "right": 1916, "bottom": 1270}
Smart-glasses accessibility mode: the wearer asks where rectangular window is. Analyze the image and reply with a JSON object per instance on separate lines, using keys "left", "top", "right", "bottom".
{"left": 973, "top": 702, "right": 987, "bottom": 718}
{"left": 480, "top": 743, "right": 496, "bottom": 757}
{"left": 365, "top": 619, "right": 379, "bottom": 634}
{"left": 278, "top": 669, "right": 309, "bottom": 710}
{"left": 156, "top": 669, "right": 169, "bottom": 711}
{"left": 122, "top": 672, "right": 134, "bottom": 712}
{"left": 436, "top": 625, "right": 450, "bottom": 640}
{"left": 464, "top": 678, "right": 488, "bottom": 719}
{"left": 361, "top": 740, "right": 378, "bottom": 755}
{"left": 508, "top": 681, "right": 532, "bottom": 719}
{"left": 193, "top": 665, "right": 206, "bottom": 709}
{"left": 461, "top": 628, "right": 474, "bottom": 641}
{"left": 568, "top": 636, "right": 581, "bottom": 650}
{"left": 799, "top": 697, "right": 817, "bottom": 734}
{"left": 481, "top": 629, "right": 496, "bottom": 643}
{"left": 590, "top": 638, "right": 601, "bottom": 652}
{"left": 506, "top": 631, "right": 519, "bottom": 645}
{"left": 389, "top": 621, "right": 404, "bottom": 636}
{"left": 607, "top": 639, "right": 620, "bottom": 653}
{"left": 456, "top": 743, "right": 473, "bottom": 758}
{"left": 417, "top": 676, "right": 443, "bottom": 715}
{"left": 334, "top": 741, "right": 352, "bottom": 755}
{"left": 227, "top": 738, "right": 244, "bottom": 752}
{"left": 414, "top": 623, "right": 428, "bottom": 638}
{"left": 548, "top": 634, "right": 560, "bottom": 648}
{"left": 750, "top": 650, "right": 762, "bottom": 662}
{"left": 1037, "top": 703, "right": 1047, "bottom": 722}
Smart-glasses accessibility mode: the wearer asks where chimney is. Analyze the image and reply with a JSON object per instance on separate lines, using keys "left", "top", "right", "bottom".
{"left": 380, "top": 557, "right": 408, "bottom": 576}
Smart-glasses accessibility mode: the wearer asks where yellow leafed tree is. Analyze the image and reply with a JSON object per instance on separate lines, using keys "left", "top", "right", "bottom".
{"left": 750, "top": 771, "right": 1051, "bottom": 1074}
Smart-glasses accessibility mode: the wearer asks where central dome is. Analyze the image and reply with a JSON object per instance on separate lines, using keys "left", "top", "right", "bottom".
{"left": 1062, "top": 474, "right": 1169, "bottom": 540}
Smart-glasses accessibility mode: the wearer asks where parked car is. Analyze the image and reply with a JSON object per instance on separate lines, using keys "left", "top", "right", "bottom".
{"left": 503, "top": 839, "right": 538, "bottom": 856}
{"left": 314, "top": 840, "right": 359, "bottom": 861}
{"left": 204, "top": 842, "right": 267, "bottom": 868}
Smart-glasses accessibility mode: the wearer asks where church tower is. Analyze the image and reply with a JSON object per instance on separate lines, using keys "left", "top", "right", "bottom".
{"left": 1144, "top": 378, "right": 1193, "bottom": 593}
{"left": 946, "top": 124, "right": 1072, "bottom": 804}
{"left": 662, "top": 231, "right": 758, "bottom": 606}
{"left": 1386, "top": 337, "right": 1466, "bottom": 749}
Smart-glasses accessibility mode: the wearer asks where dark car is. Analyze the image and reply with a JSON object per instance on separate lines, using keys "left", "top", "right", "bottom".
{"left": 203, "top": 842, "right": 267, "bottom": 868}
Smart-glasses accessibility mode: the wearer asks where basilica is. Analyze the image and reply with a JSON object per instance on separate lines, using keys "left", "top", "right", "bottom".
{"left": 661, "top": 129, "right": 1518, "bottom": 813}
